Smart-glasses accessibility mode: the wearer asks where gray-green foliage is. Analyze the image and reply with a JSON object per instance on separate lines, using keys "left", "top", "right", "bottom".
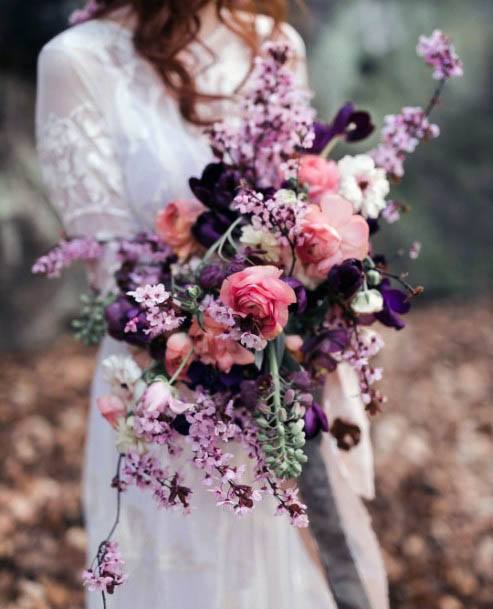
{"left": 255, "top": 341, "right": 308, "bottom": 479}
{"left": 72, "top": 292, "right": 114, "bottom": 346}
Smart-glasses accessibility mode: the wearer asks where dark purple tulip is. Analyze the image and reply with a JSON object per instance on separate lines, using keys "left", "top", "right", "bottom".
{"left": 189, "top": 162, "right": 240, "bottom": 213}
{"left": 187, "top": 361, "right": 246, "bottom": 392}
{"left": 192, "top": 210, "right": 236, "bottom": 248}
{"left": 308, "top": 103, "right": 375, "bottom": 154}
{"left": 326, "top": 259, "right": 364, "bottom": 300}
{"left": 282, "top": 277, "right": 308, "bottom": 313}
{"left": 304, "top": 401, "right": 329, "bottom": 440}
{"left": 375, "top": 279, "right": 411, "bottom": 330}
{"left": 199, "top": 264, "right": 226, "bottom": 290}
{"left": 105, "top": 296, "right": 150, "bottom": 347}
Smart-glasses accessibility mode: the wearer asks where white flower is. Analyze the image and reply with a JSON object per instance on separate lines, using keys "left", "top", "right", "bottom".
{"left": 240, "top": 225, "right": 281, "bottom": 262}
{"left": 115, "top": 416, "right": 145, "bottom": 453}
{"left": 127, "top": 283, "right": 170, "bottom": 308}
{"left": 351, "top": 289, "right": 384, "bottom": 314}
{"left": 102, "top": 355, "right": 142, "bottom": 397}
{"left": 338, "top": 154, "right": 390, "bottom": 219}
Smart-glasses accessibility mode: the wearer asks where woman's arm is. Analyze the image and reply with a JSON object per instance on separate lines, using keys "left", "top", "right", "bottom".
{"left": 36, "top": 42, "right": 134, "bottom": 241}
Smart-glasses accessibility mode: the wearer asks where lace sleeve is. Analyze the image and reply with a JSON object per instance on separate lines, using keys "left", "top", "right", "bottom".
{"left": 36, "top": 43, "right": 134, "bottom": 240}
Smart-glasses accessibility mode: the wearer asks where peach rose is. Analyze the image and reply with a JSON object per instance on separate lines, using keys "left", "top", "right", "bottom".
{"left": 220, "top": 266, "right": 296, "bottom": 340}
{"left": 298, "top": 155, "right": 340, "bottom": 204}
{"left": 296, "top": 194, "right": 369, "bottom": 281}
{"left": 155, "top": 199, "right": 204, "bottom": 260}
{"left": 189, "top": 313, "right": 255, "bottom": 374}
{"left": 165, "top": 332, "right": 194, "bottom": 380}
{"left": 96, "top": 395, "right": 126, "bottom": 428}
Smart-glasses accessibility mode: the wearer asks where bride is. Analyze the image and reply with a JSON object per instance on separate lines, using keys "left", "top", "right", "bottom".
{"left": 36, "top": 1, "right": 388, "bottom": 608}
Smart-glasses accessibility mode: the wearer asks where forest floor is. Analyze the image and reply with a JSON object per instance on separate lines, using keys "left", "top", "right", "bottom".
{"left": 0, "top": 300, "right": 492, "bottom": 609}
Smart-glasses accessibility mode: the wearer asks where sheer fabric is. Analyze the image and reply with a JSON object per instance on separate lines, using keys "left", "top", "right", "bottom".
{"left": 36, "top": 15, "right": 386, "bottom": 609}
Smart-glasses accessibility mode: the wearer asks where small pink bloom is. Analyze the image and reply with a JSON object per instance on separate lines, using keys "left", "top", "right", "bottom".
{"left": 298, "top": 155, "right": 340, "bottom": 204}
{"left": 96, "top": 395, "right": 126, "bottom": 427}
{"left": 285, "top": 334, "right": 304, "bottom": 352}
{"left": 165, "top": 333, "right": 194, "bottom": 379}
{"left": 296, "top": 194, "right": 369, "bottom": 281}
{"left": 142, "top": 380, "right": 172, "bottom": 413}
{"left": 220, "top": 266, "right": 296, "bottom": 340}
{"left": 189, "top": 314, "right": 255, "bottom": 373}
{"left": 155, "top": 199, "right": 204, "bottom": 261}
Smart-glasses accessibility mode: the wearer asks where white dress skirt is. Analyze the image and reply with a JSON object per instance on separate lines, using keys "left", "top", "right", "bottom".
{"left": 36, "top": 13, "right": 388, "bottom": 609}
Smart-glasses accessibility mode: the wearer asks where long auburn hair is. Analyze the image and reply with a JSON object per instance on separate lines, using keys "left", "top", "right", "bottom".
{"left": 92, "top": 1, "right": 291, "bottom": 124}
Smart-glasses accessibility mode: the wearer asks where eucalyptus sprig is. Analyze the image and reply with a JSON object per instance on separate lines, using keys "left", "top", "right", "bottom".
{"left": 255, "top": 338, "right": 307, "bottom": 479}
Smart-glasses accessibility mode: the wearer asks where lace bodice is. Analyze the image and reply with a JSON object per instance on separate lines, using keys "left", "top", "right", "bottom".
{"left": 36, "top": 15, "right": 307, "bottom": 241}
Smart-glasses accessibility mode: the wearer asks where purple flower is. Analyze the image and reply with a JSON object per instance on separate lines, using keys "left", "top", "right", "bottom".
{"left": 32, "top": 237, "right": 102, "bottom": 278}
{"left": 308, "top": 103, "right": 375, "bottom": 154}
{"left": 282, "top": 277, "right": 308, "bottom": 313}
{"left": 326, "top": 259, "right": 364, "bottom": 300}
{"left": 375, "top": 279, "right": 411, "bottom": 330}
{"left": 199, "top": 264, "right": 227, "bottom": 290}
{"left": 189, "top": 163, "right": 240, "bottom": 213}
{"left": 105, "top": 296, "right": 149, "bottom": 346}
{"left": 417, "top": 30, "right": 463, "bottom": 80}
{"left": 192, "top": 210, "right": 237, "bottom": 248}
{"left": 304, "top": 402, "right": 329, "bottom": 440}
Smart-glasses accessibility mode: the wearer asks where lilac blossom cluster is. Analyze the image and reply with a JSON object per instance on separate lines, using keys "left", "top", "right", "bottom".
{"left": 372, "top": 107, "right": 440, "bottom": 179}
{"left": 417, "top": 30, "right": 464, "bottom": 80}
{"left": 209, "top": 42, "right": 315, "bottom": 187}
{"left": 82, "top": 541, "right": 126, "bottom": 595}
{"left": 122, "top": 451, "right": 192, "bottom": 511}
{"left": 32, "top": 237, "right": 102, "bottom": 278}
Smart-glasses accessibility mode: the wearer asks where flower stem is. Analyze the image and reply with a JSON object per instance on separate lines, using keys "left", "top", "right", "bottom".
{"left": 169, "top": 348, "right": 194, "bottom": 386}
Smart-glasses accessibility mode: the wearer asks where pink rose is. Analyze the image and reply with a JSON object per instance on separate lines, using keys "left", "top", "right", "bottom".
{"left": 165, "top": 332, "right": 194, "bottom": 380}
{"left": 189, "top": 313, "right": 254, "bottom": 374}
{"left": 155, "top": 199, "right": 204, "bottom": 261}
{"left": 298, "top": 155, "right": 340, "bottom": 204}
{"left": 296, "top": 194, "right": 369, "bottom": 280}
{"left": 96, "top": 395, "right": 126, "bottom": 427}
{"left": 220, "top": 266, "right": 296, "bottom": 340}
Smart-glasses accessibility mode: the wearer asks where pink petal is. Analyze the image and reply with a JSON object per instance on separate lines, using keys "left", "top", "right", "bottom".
{"left": 320, "top": 195, "right": 354, "bottom": 228}
{"left": 339, "top": 216, "right": 369, "bottom": 260}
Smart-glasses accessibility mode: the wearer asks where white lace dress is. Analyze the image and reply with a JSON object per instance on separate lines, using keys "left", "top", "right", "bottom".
{"left": 36, "top": 15, "right": 388, "bottom": 609}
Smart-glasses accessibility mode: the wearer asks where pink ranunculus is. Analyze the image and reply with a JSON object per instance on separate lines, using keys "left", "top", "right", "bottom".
{"left": 219, "top": 266, "right": 297, "bottom": 340}
{"left": 296, "top": 194, "right": 369, "bottom": 281}
{"left": 298, "top": 155, "right": 340, "bottom": 204}
{"left": 189, "top": 313, "right": 255, "bottom": 374}
{"left": 165, "top": 332, "right": 194, "bottom": 380}
{"left": 96, "top": 395, "right": 126, "bottom": 427}
{"left": 155, "top": 199, "right": 204, "bottom": 261}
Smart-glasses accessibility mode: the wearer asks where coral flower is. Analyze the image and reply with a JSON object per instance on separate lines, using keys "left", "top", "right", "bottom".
{"left": 96, "top": 395, "right": 126, "bottom": 428}
{"left": 298, "top": 155, "right": 340, "bottom": 204}
{"left": 296, "top": 194, "right": 369, "bottom": 282}
{"left": 220, "top": 266, "right": 296, "bottom": 340}
{"left": 165, "top": 332, "right": 194, "bottom": 380}
{"left": 189, "top": 314, "right": 254, "bottom": 373}
{"left": 155, "top": 199, "right": 204, "bottom": 260}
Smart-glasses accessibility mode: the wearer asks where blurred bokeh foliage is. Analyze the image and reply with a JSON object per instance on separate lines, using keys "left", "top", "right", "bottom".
{"left": 0, "top": 0, "right": 492, "bottom": 350}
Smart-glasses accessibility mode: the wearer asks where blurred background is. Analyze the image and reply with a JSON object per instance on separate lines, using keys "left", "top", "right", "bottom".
{"left": 0, "top": 0, "right": 491, "bottom": 608}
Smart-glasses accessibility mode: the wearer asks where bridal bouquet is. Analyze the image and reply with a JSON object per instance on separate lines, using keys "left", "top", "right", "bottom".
{"left": 34, "top": 31, "right": 462, "bottom": 602}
